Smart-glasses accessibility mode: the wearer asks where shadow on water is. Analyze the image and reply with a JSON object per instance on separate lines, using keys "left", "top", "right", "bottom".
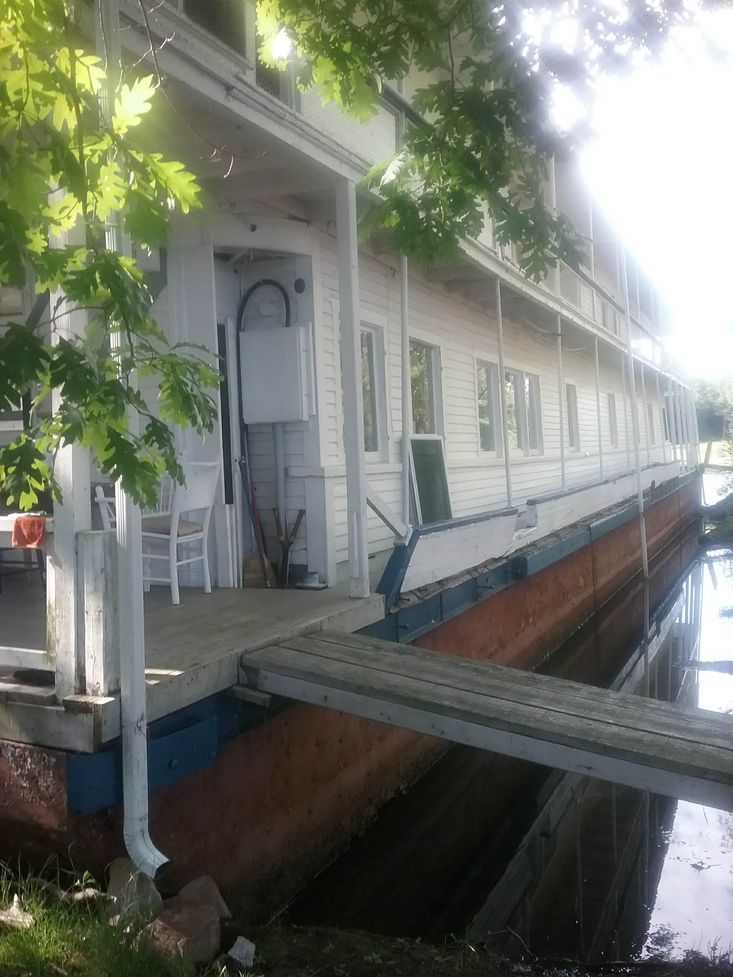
{"left": 285, "top": 521, "right": 733, "bottom": 962}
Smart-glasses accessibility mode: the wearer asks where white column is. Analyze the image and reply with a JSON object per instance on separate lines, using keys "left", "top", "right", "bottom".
{"left": 495, "top": 279, "right": 512, "bottom": 507}
{"left": 594, "top": 336, "right": 603, "bottom": 481}
{"left": 400, "top": 255, "right": 412, "bottom": 525}
{"left": 48, "top": 233, "right": 91, "bottom": 701}
{"left": 655, "top": 371, "right": 667, "bottom": 463}
{"left": 667, "top": 377, "right": 678, "bottom": 463}
{"left": 673, "top": 381, "right": 685, "bottom": 470}
{"left": 639, "top": 363, "right": 650, "bottom": 466}
{"left": 336, "top": 180, "right": 369, "bottom": 598}
{"left": 557, "top": 316, "right": 566, "bottom": 490}
{"left": 620, "top": 247, "right": 648, "bottom": 577}
{"left": 621, "top": 354, "right": 631, "bottom": 472}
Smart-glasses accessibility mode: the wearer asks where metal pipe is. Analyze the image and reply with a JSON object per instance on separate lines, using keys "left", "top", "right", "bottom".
{"left": 594, "top": 336, "right": 603, "bottom": 481}
{"left": 620, "top": 247, "right": 649, "bottom": 578}
{"left": 557, "top": 315, "right": 566, "bottom": 491}
{"left": 97, "top": 0, "right": 166, "bottom": 878}
{"left": 667, "top": 376, "right": 678, "bottom": 463}
{"left": 400, "top": 255, "right": 412, "bottom": 525}
{"left": 495, "top": 279, "right": 512, "bottom": 507}
{"left": 274, "top": 423, "right": 287, "bottom": 538}
{"left": 621, "top": 352, "right": 631, "bottom": 473}
{"left": 673, "top": 381, "right": 685, "bottom": 470}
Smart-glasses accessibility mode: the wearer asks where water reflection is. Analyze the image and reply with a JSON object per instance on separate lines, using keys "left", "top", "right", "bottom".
{"left": 288, "top": 526, "right": 733, "bottom": 960}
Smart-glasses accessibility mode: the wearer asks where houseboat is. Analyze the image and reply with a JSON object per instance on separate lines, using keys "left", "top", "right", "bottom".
{"left": 0, "top": 0, "right": 701, "bottom": 913}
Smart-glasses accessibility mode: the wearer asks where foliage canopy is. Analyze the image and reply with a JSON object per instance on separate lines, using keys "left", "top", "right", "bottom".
{"left": 0, "top": 0, "right": 218, "bottom": 510}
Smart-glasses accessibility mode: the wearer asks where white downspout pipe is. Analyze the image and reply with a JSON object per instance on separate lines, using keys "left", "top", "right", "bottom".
{"left": 97, "top": 0, "right": 166, "bottom": 876}
{"left": 655, "top": 371, "right": 667, "bottom": 464}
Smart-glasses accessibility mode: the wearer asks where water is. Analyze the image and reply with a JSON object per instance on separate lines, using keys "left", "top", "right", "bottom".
{"left": 287, "top": 520, "right": 733, "bottom": 961}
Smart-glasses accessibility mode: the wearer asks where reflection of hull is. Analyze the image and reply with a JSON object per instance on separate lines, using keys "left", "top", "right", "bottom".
{"left": 467, "top": 570, "right": 698, "bottom": 958}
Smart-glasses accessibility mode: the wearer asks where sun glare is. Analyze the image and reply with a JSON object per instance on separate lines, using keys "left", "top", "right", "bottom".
{"left": 580, "top": 9, "right": 733, "bottom": 380}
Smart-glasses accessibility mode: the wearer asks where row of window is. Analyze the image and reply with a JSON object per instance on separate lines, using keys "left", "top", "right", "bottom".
{"left": 360, "top": 328, "right": 665, "bottom": 458}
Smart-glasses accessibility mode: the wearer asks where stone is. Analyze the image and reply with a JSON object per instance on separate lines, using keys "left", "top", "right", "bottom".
{"left": 167, "top": 875, "right": 231, "bottom": 920}
{"left": 107, "top": 857, "right": 163, "bottom": 920}
{"left": 227, "top": 936, "right": 256, "bottom": 969}
{"left": 148, "top": 904, "right": 221, "bottom": 968}
{"left": 0, "top": 895, "right": 33, "bottom": 930}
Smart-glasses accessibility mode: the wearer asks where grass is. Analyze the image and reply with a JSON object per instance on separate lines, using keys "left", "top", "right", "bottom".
{"left": 0, "top": 866, "right": 189, "bottom": 977}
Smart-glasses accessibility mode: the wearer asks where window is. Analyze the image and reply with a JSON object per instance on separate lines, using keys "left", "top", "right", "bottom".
{"left": 607, "top": 393, "right": 618, "bottom": 447}
{"left": 566, "top": 383, "right": 580, "bottom": 451}
{"left": 182, "top": 0, "right": 246, "bottom": 55}
{"left": 361, "top": 326, "right": 387, "bottom": 458}
{"left": 476, "top": 361, "right": 500, "bottom": 452}
{"left": 505, "top": 368, "right": 543, "bottom": 454}
{"left": 410, "top": 339, "right": 441, "bottom": 435}
{"left": 647, "top": 402, "right": 656, "bottom": 444}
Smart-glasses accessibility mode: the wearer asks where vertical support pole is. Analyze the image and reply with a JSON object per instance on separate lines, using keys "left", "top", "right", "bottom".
{"left": 48, "top": 229, "right": 91, "bottom": 701}
{"left": 594, "top": 336, "right": 603, "bottom": 481}
{"left": 400, "top": 255, "right": 412, "bottom": 525}
{"left": 587, "top": 197, "right": 596, "bottom": 322}
{"left": 639, "top": 363, "right": 651, "bottom": 466}
{"left": 691, "top": 392, "right": 701, "bottom": 466}
{"left": 667, "top": 377, "right": 678, "bottom": 463}
{"left": 620, "top": 248, "right": 649, "bottom": 578}
{"left": 621, "top": 353, "right": 631, "bottom": 473}
{"left": 495, "top": 280, "right": 512, "bottom": 507}
{"left": 655, "top": 371, "right": 667, "bottom": 463}
{"left": 549, "top": 157, "right": 561, "bottom": 297}
{"left": 673, "top": 381, "right": 685, "bottom": 470}
{"left": 336, "top": 180, "right": 369, "bottom": 598}
{"left": 79, "top": 530, "right": 120, "bottom": 696}
{"left": 557, "top": 316, "right": 566, "bottom": 491}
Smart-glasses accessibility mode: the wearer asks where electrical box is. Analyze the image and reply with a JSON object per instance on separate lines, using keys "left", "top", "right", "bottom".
{"left": 240, "top": 325, "right": 311, "bottom": 424}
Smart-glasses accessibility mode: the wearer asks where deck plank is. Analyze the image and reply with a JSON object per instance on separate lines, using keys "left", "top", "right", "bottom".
{"left": 242, "top": 631, "right": 733, "bottom": 811}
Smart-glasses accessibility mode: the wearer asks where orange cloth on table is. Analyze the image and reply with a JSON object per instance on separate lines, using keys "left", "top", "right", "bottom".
{"left": 11, "top": 515, "right": 46, "bottom": 549}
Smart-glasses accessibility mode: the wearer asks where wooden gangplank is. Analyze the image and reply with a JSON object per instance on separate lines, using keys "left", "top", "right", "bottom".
{"left": 241, "top": 631, "right": 733, "bottom": 811}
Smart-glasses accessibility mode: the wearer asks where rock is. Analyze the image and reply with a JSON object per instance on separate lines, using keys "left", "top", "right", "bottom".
{"left": 167, "top": 875, "right": 231, "bottom": 920}
{"left": 148, "top": 904, "right": 221, "bottom": 968}
{"left": 107, "top": 857, "right": 163, "bottom": 920}
{"left": 0, "top": 895, "right": 34, "bottom": 930}
{"left": 227, "top": 936, "right": 256, "bottom": 969}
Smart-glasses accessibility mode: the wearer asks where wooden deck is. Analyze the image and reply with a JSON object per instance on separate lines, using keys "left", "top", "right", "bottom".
{"left": 0, "top": 580, "right": 384, "bottom": 751}
{"left": 242, "top": 630, "right": 733, "bottom": 811}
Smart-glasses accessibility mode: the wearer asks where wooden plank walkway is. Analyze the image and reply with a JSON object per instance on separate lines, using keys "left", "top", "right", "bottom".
{"left": 242, "top": 631, "right": 733, "bottom": 812}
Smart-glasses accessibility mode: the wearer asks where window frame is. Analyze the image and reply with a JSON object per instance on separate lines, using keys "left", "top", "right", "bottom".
{"left": 409, "top": 337, "right": 443, "bottom": 437}
{"left": 504, "top": 366, "right": 543, "bottom": 456}
{"left": 360, "top": 323, "right": 388, "bottom": 462}
{"left": 565, "top": 382, "right": 580, "bottom": 452}
{"left": 475, "top": 358, "right": 501, "bottom": 455}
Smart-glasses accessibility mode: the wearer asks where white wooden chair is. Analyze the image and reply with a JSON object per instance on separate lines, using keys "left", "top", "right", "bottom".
{"left": 141, "top": 461, "right": 220, "bottom": 605}
{"left": 94, "top": 463, "right": 220, "bottom": 605}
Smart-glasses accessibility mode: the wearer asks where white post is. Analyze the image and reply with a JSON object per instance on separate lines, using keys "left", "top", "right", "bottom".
{"left": 639, "top": 363, "right": 650, "bottom": 466}
{"left": 495, "top": 279, "right": 512, "bottom": 507}
{"left": 550, "top": 157, "right": 561, "bottom": 296}
{"left": 79, "top": 530, "right": 120, "bottom": 696}
{"left": 557, "top": 316, "right": 566, "bottom": 490}
{"left": 594, "top": 336, "right": 603, "bottom": 481}
{"left": 48, "top": 230, "right": 91, "bottom": 701}
{"left": 655, "top": 371, "right": 667, "bottom": 463}
{"left": 336, "top": 180, "right": 369, "bottom": 598}
{"left": 680, "top": 384, "right": 692, "bottom": 470}
{"left": 620, "top": 248, "right": 648, "bottom": 577}
{"left": 673, "top": 381, "right": 685, "bottom": 470}
{"left": 400, "top": 255, "right": 412, "bottom": 525}
{"left": 622, "top": 354, "right": 631, "bottom": 473}
{"left": 667, "top": 377, "right": 678, "bottom": 464}
{"left": 587, "top": 197, "right": 597, "bottom": 322}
